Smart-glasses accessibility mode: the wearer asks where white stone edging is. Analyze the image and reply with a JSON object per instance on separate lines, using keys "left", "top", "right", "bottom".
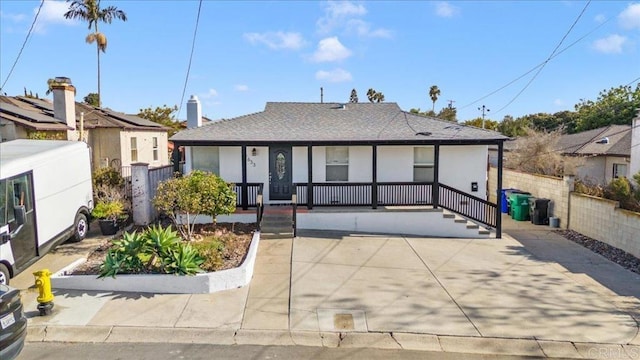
{"left": 51, "top": 231, "right": 261, "bottom": 294}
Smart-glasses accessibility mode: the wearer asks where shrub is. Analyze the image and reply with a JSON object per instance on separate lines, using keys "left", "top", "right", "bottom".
{"left": 603, "top": 176, "right": 640, "bottom": 212}
{"left": 153, "top": 170, "right": 237, "bottom": 240}
{"left": 99, "top": 225, "right": 204, "bottom": 278}
{"left": 93, "top": 167, "right": 124, "bottom": 189}
{"left": 91, "top": 200, "right": 125, "bottom": 221}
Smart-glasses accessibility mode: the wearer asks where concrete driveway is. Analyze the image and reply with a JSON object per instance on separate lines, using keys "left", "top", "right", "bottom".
{"left": 288, "top": 229, "right": 639, "bottom": 344}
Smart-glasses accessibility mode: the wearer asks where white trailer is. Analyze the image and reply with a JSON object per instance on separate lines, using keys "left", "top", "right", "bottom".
{"left": 0, "top": 140, "right": 93, "bottom": 284}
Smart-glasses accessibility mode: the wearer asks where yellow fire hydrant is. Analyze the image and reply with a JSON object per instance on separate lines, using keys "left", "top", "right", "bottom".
{"left": 33, "top": 269, "right": 54, "bottom": 316}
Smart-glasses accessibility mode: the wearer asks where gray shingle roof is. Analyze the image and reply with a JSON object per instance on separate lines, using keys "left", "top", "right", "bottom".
{"left": 556, "top": 125, "right": 631, "bottom": 156}
{"left": 171, "top": 102, "right": 507, "bottom": 144}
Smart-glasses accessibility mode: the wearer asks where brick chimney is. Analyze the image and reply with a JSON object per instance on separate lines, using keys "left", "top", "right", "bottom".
{"left": 186, "top": 95, "right": 202, "bottom": 128}
{"left": 630, "top": 109, "right": 640, "bottom": 185}
{"left": 52, "top": 77, "right": 78, "bottom": 140}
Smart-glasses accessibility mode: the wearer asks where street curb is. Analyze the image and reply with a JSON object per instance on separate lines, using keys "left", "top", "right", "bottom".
{"left": 25, "top": 325, "right": 640, "bottom": 358}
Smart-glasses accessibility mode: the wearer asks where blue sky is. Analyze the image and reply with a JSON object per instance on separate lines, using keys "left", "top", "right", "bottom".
{"left": 1, "top": 1, "right": 639, "bottom": 122}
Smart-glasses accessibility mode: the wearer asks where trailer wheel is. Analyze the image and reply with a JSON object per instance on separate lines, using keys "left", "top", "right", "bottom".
{"left": 0, "top": 263, "right": 9, "bottom": 285}
{"left": 69, "top": 213, "right": 88, "bottom": 243}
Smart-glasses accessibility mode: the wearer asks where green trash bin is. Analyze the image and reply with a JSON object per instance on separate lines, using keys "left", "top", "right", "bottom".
{"left": 511, "top": 193, "right": 532, "bottom": 221}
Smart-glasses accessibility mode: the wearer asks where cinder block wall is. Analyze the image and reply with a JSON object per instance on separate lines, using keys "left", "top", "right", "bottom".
{"left": 488, "top": 167, "right": 573, "bottom": 228}
{"left": 569, "top": 193, "right": 640, "bottom": 259}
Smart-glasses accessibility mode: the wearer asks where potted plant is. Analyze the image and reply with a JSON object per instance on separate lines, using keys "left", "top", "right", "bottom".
{"left": 92, "top": 199, "right": 125, "bottom": 235}
{"left": 91, "top": 168, "right": 129, "bottom": 236}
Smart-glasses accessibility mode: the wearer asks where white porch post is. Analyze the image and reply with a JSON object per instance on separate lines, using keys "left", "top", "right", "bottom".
{"left": 131, "top": 162, "right": 152, "bottom": 225}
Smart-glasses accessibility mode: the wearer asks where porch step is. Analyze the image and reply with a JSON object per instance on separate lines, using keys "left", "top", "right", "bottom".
{"left": 261, "top": 231, "right": 294, "bottom": 239}
{"left": 441, "top": 209, "right": 492, "bottom": 238}
{"left": 261, "top": 210, "right": 294, "bottom": 239}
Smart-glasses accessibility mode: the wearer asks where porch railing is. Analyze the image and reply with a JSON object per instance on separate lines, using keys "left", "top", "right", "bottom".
{"left": 291, "top": 181, "right": 496, "bottom": 229}
{"left": 438, "top": 184, "right": 497, "bottom": 228}
{"left": 234, "top": 183, "right": 264, "bottom": 208}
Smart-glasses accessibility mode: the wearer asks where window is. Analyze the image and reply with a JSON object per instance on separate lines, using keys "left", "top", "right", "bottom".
{"left": 326, "top": 146, "right": 348, "bottom": 181}
{"left": 152, "top": 137, "right": 159, "bottom": 161}
{"left": 192, "top": 146, "right": 220, "bottom": 174}
{"left": 613, "top": 163, "right": 627, "bottom": 179}
{"left": 130, "top": 137, "right": 138, "bottom": 162}
{"left": 414, "top": 147, "right": 434, "bottom": 182}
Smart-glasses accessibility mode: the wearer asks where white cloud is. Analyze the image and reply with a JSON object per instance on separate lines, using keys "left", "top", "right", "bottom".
{"left": 317, "top": 1, "right": 367, "bottom": 33}
{"left": 592, "top": 34, "right": 627, "bottom": 54}
{"left": 0, "top": 11, "right": 26, "bottom": 23}
{"left": 35, "top": 0, "right": 75, "bottom": 33}
{"left": 243, "top": 31, "right": 305, "bottom": 50}
{"left": 346, "top": 19, "right": 392, "bottom": 38}
{"left": 315, "top": 68, "right": 353, "bottom": 83}
{"left": 234, "top": 84, "right": 249, "bottom": 92}
{"left": 594, "top": 14, "right": 606, "bottom": 24}
{"left": 311, "top": 37, "right": 352, "bottom": 62}
{"left": 200, "top": 88, "right": 218, "bottom": 99}
{"left": 553, "top": 99, "right": 564, "bottom": 106}
{"left": 434, "top": 2, "right": 460, "bottom": 18}
{"left": 619, "top": 3, "right": 640, "bottom": 30}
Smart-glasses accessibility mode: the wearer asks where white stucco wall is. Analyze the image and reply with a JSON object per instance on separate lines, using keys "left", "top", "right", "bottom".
{"left": 191, "top": 144, "right": 489, "bottom": 204}
{"left": 576, "top": 156, "right": 606, "bottom": 184}
{"left": 377, "top": 146, "right": 413, "bottom": 182}
{"left": 219, "top": 146, "right": 242, "bottom": 182}
{"left": 440, "top": 145, "right": 488, "bottom": 198}
{"left": 632, "top": 117, "right": 640, "bottom": 185}
{"left": 604, "top": 156, "right": 630, "bottom": 184}
{"left": 120, "top": 130, "right": 169, "bottom": 168}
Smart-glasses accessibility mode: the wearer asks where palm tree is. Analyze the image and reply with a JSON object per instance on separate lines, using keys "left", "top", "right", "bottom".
{"left": 367, "top": 88, "right": 376, "bottom": 103}
{"left": 64, "top": 0, "right": 127, "bottom": 107}
{"left": 429, "top": 85, "right": 440, "bottom": 112}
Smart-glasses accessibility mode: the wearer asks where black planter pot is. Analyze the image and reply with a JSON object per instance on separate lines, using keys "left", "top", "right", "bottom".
{"left": 98, "top": 219, "right": 119, "bottom": 236}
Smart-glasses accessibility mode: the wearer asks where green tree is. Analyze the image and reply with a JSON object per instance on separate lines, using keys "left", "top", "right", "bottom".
{"left": 153, "top": 171, "right": 236, "bottom": 240}
{"left": 437, "top": 106, "right": 457, "bottom": 122}
{"left": 574, "top": 84, "right": 640, "bottom": 132}
{"left": 138, "top": 105, "right": 181, "bottom": 136}
{"left": 429, "top": 85, "right": 440, "bottom": 112}
{"left": 464, "top": 117, "right": 499, "bottom": 130}
{"left": 498, "top": 115, "right": 529, "bottom": 137}
{"left": 83, "top": 92, "right": 100, "bottom": 107}
{"left": 349, "top": 89, "right": 358, "bottom": 103}
{"left": 64, "top": 0, "right": 128, "bottom": 107}
{"left": 366, "top": 88, "right": 385, "bottom": 103}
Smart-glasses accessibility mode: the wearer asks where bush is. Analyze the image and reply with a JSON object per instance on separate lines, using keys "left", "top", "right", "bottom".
{"left": 93, "top": 167, "right": 124, "bottom": 189}
{"left": 603, "top": 176, "right": 640, "bottom": 212}
{"left": 153, "top": 170, "right": 236, "bottom": 240}
{"left": 99, "top": 225, "right": 204, "bottom": 278}
{"left": 91, "top": 200, "right": 124, "bottom": 221}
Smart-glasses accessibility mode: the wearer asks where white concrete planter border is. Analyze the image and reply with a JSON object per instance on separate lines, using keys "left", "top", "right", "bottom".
{"left": 51, "top": 231, "right": 261, "bottom": 294}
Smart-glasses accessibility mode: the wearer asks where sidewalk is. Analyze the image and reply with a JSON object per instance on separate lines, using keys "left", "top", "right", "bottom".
{"left": 14, "top": 218, "right": 640, "bottom": 359}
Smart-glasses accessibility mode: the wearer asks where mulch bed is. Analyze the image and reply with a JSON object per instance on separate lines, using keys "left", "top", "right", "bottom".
{"left": 70, "top": 222, "right": 256, "bottom": 275}
{"left": 556, "top": 229, "right": 640, "bottom": 275}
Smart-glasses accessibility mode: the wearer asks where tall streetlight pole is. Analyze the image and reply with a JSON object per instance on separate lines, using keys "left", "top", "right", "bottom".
{"left": 478, "top": 105, "right": 490, "bottom": 129}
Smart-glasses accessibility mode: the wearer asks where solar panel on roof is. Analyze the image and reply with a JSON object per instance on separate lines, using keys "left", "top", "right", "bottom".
{"left": 16, "top": 96, "right": 55, "bottom": 111}
{"left": 0, "top": 102, "right": 61, "bottom": 124}
{"left": 103, "top": 109, "right": 163, "bottom": 127}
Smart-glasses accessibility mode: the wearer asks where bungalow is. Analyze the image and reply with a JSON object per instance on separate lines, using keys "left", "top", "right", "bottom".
{"left": 556, "top": 125, "right": 632, "bottom": 185}
{"left": 171, "top": 96, "right": 508, "bottom": 238}
{"left": 0, "top": 77, "right": 170, "bottom": 172}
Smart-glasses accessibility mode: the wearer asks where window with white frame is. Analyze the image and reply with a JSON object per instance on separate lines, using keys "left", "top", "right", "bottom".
{"left": 413, "top": 147, "right": 434, "bottom": 182}
{"left": 192, "top": 146, "right": 220, "bottom": 174}
{"left": 613, "top": 163, "right": 627, "bottom": 179}
{"left": 130, "top": 137, "right": 138, "bottom": 162}
{"left": 152, "top": 137, "right": 159, "bottom": 161}
{"left": 326, "top": 146, "right": 348, "bottom": 181}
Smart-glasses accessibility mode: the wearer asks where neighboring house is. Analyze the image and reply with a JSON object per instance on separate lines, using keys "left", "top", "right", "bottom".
{"left": 171, "top": 96, "right": 508, "bottom": 238}
{"left": 0, "top": 78, "right": 170, "bottom": 171}
{"left": 557, "top": 125, "right": 631, "bottom": 185}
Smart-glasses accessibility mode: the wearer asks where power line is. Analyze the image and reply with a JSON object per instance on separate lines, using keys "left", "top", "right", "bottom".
{"left": 177, "top": 0, "right": 203, "bottom": 119}
{"left": 0, "top": 0, "right": 44, "bottom": 92}
{"left": 459, "top": 1, "right": 608, "bottom": 111}
{"left": 492, "top": 1, "right": 591, "bottom": 115}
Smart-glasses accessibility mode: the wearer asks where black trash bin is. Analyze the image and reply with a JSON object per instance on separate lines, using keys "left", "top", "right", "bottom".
{"left": 529, "top": 198, "right": 551, "bottom": 225}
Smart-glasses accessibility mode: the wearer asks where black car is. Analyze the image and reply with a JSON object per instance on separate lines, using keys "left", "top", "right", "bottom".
{"left": 0, "top": 284, "right": 27, "bottom": 360}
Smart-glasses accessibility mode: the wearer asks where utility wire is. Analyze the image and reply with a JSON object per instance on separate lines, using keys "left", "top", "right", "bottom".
{"left": 0, "top": 0, "right": 44, "bottom": 92}
{"left": 177, "top": 0, "right": 203, "bottom": 119}
{"left": 459, "top": 12, "right": 611, "bottom": 111}
{"left": 492, "top": 1, "right": 591, "bottom": 115}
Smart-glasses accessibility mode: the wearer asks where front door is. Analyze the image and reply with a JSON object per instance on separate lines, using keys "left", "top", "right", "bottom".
{"left": 269, "top": 146, "right": 293, "bottom": 200}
